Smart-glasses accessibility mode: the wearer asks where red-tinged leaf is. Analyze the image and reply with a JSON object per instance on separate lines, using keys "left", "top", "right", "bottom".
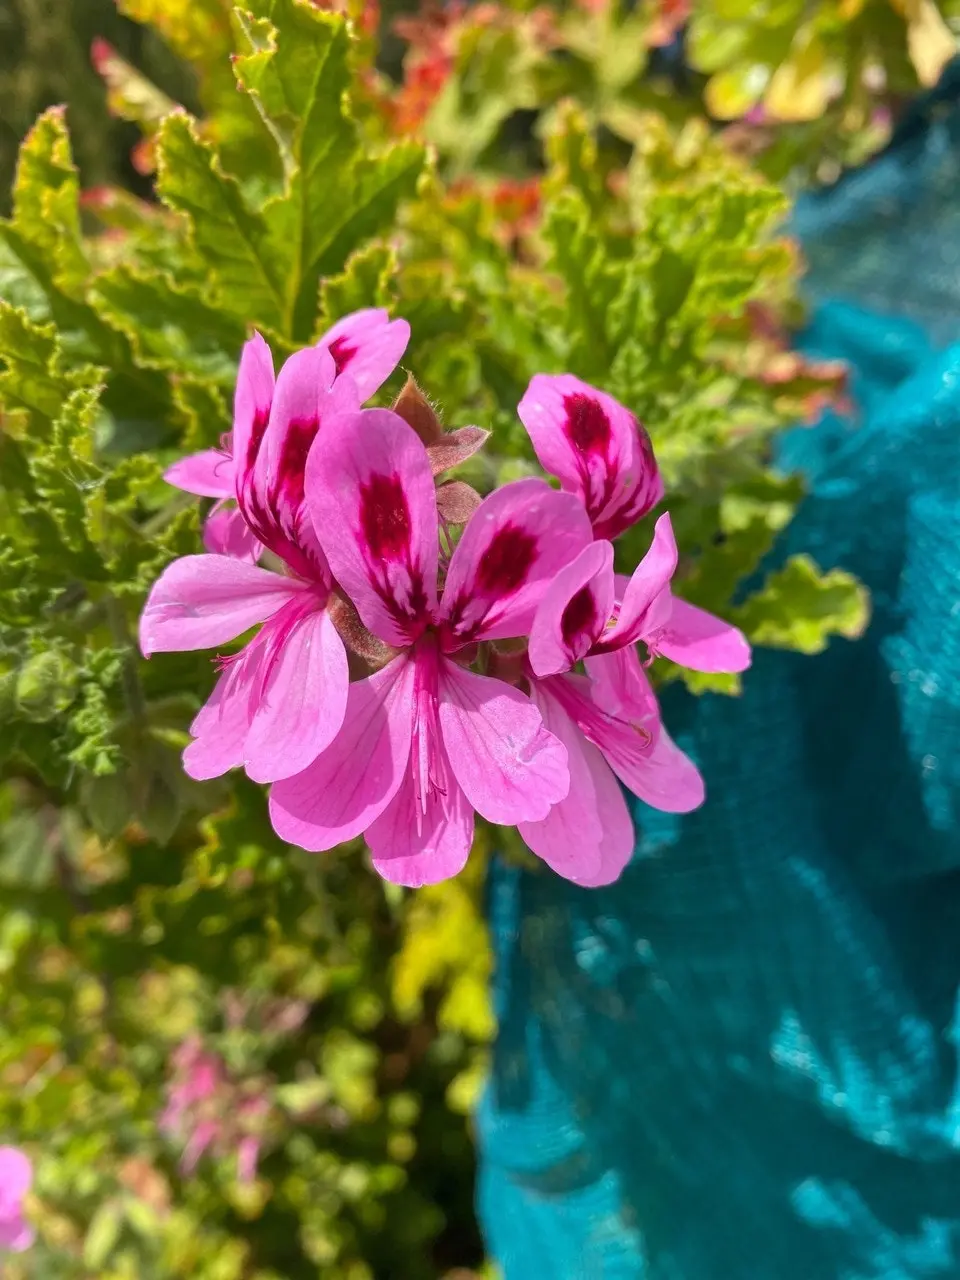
{"left": 391, "top": 374, "right": 443, "bottom": 445}
{"left": 327, "top": 591, "right": 395, "bottom": 667}
{"left": 426, "top": 427, "right": 490, "bottom": 477}
{"left": 436, "top": 481, "right": 482, "bottom": 525}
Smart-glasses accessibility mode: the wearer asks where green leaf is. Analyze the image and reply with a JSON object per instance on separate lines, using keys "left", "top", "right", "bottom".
{"left": 542, "top": 191, "right": 620, "bottom": 376}
{"left": 173, "top": 376, "right": 233, "bottom": 451}
{"left": 155, "top": 111, "right": 288, "bottom": 335}
{"left": 735, "top": 555, "right": 870, "bottom": 654}
{"left": 0, "top": 303, "right": 99, "bottom": 421}
{"left": 83, "top": 1200, "right": 124, "bottom": 1269}
{"left": 12, "top": 106, "right": 89, "bottom": 291}
{"left": 317, "top": 242, "right": 399, "bottom": 333}
{"left": 91, "top": 265, "right": 246, "bottom": 383}
{"left": 28, "top": 387, "right": 108, "bottom": 565}
{"left": 232, "top": 1, "right": 425, "bottom": 339}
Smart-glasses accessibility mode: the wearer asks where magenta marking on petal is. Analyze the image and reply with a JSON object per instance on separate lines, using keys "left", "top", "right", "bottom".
{"left": 360, "top": 471, "right": 413, "bottom": 562}
{"left": 328, "top": 335, "right": 357, "bottom": 375}
{"left": 563, "top": 392, "right": 612, "bottom": 457}
{"left": 276, "top": 416, "right": 316, "bottom": 508}
{"left": 475, "top": 524, "right": 538, "bottom": 596}
{"left": 561, "top": 585, "right": 599, "bottom": 648}
{"left": 246, "top": 407, "right": 269, "bottom": 471}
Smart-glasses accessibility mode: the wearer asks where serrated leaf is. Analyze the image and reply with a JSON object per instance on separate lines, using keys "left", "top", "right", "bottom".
{"left": 1, "top": 113, "right": 172, "bottom": 428}
{"left": 542, "top": 190, "right": 620, "bottom": 375}
{"left": 155, "top": 111, "right": 288, "bottom": 335}
{"left": 91, "top": 266, "right": 245, "bottom": 383}
{"left": 735, "top": 555, "right": 870, "bottom": 654}
{"left": 173, "top": 377, "right": 233, "bottom": 451}
{"left": 28, "top": 387, "right": 108, "bottom": 565}
{"left": 91, "top": 37, "right": 177, "bottom": 132}
{"left": 0, "top": 304, "right": 98, "bottom": 421}
{"left": 318, "top": 242, "right": 399, "bottom": 332}
{"left": 12, "top": 107, "right": 89, "bottom": 290}
{"left": 231, "top": 1, "right": 425, "bottom": 338}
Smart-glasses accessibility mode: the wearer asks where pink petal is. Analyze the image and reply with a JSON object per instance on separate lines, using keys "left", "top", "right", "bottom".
{"left": 164, "top": 449, "right": 232, "bottom": 498}
{"left": 183, "top": 657, "right": 260, "bottom": 781}
{"left": 305, "top": 408, "right": 439, "bottom": 646}
{"left": 232, "top": 333, "right": 275, "bottom": 488}
{"left": 0, "top": 1219, "right": 34, "bottom": 1252}
{"left": 585, "top": 647, "right": 659, "bottom": 726}
{"left": 139, "top": 555, "right": 301, "bottom": 657}
{"left": 544, "top": 671, "right": 703, "bottom": 814}
{"left": 202, "top": 506, "right": 262, "bottom": 562}
{"left": 245, "top": 345, "right": 358, "bottom": 579}
{"left": 367, "top": 747, "right": 473, "bottom": 888}
{"left": 438, "top": 660, "right": 569, "bottom": 824}
{"left": 657, "top": 597, "right": 752, "bottom": 673}
{"left": 440, "top": 478, "right": 593, "bottom": 646}
{"left": 596, "top": 513, "right": 678, "bottom": 651}
{"left": 318, "top": 309, "right": 410, "bottom": 400}
{"left": 517, "top": 683, "right": 610, "bottom": 885}
{"left": 0, "top": 1148, "right": 32, "bottom": 1199}
{"left": 243, "top": 607, "right": 349, "bottom": 783}
{"left": 236, "top": 1136, "right": 260, "bottom": 1183}
{"left": 517, "top": 373, "right": 663, "bottom": 540}
{"left": 527, "top": 540, "right": 615, "bottom": 678}
{"left": 181, "top": 1121, "right": 218, "bottom": 1175}
{"left": 269, "top": 655, "right": 416, "bottom": 851}
{"left": 621, "top": 723, "right": 705, "bottom": 813}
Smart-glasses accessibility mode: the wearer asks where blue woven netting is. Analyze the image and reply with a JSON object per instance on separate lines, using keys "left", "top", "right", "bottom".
{"left": 476, "top": 65, "right": 960, "bottom": 1280}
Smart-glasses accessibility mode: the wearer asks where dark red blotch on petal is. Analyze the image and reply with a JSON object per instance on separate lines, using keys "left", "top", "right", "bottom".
{"left": 328, "top": 335, "right": 357, "bottom": 376}
{"left": 476, "top": 524, "right": 537, "bottom": 595}
{"left": 563, "top": 392, "right": 611, "bottom": 457}
{"left": 277, "top": 417, "right": 316, "bottom": 505}
{"left": 561, "top": 586, "right": 598, "bottom": 648}
{"left": 360, "top": 472, "right": 413, "bottom": 561}
{"left": 246, "top": 407, "right": 270, "bottom": 470}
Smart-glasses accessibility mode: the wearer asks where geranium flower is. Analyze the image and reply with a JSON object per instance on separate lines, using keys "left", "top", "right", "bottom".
{"left": 269, "top": 407, "right": 595, "bottom": 887}
{"left": 528, "top": 513, "right": 752, "bottom": 678}
{"left": 518, "top": 657, "right": 703, "bottom": 887}
{"left": 517, "top": 515, "right": 750, "bottom": 886}
{"left": 0, "top": 1146, "right": 34, "bottom": 1253}
{"left": 163, "top": 309, "right": 409, "bottom": 561}
{"left": 140, "top": 332, "right": 371, "bottom": 783}
{"left": 160, "top": 1037, "right": 270, "bottom": 1182}
{"left": 517, "top": 373, "right": 663, "bottom": 541}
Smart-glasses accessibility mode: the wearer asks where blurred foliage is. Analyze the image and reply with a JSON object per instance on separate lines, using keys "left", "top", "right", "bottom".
{"left": 0, "top": 0, "right": 908, "bottom": 1272}
{"left": 382, "top": 0, "right": 958, "bottom": 181}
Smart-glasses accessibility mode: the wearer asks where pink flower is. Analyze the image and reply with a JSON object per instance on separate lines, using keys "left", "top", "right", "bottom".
{"left": 517, "top": 515, "right": 750, "bottom": 886}
{"left": 0, "top": 1146, "right": 34, "bottom": 1253}
{"left": 528, "top": 514, "right": 752, "bottom": 679}
{"left": 269, "top": 407, "right": 595, "bottom": 887}
{"left": 163, "top": 309, "right": 410, "bottom": 562}
{"left": 519, "top": 657, "right": 703, "bottom": 886}
{"left": 517, "top": 373, "right": 663, "bottom": 541}
{"left": 160, "top": 1038, "right": 269, "bottom": 1182}
{"left": 139, "top": 331, "right": 374, "bottom": 784}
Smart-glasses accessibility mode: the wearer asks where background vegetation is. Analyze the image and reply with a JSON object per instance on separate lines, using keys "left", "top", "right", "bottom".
{"left": 0, "top": 0, "right": 953, "bottom": 1275}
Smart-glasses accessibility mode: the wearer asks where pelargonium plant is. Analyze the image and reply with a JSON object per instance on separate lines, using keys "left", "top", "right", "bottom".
{"left": 140, "top": 309, "right": 750, "bottom": 889}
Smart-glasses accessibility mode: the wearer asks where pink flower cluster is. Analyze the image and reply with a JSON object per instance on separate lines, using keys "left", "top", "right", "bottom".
{"left": 159, "top": 1036, "right": 270, "bottom": 1182}
{"left": 141, "top": 310, "right": 749, "bottom": 888}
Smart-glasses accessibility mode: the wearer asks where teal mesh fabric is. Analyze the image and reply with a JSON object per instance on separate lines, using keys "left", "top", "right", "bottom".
{"left": 476, "top": 66, "right": 960, "bottom": 1279}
